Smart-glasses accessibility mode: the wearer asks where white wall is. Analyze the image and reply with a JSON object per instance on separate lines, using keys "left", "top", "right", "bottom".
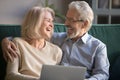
{"left": 0, "top": 0, "right": 40, "bottom": 24}
{"left": 0, "top": 0, "right": 70, "bottom": 25}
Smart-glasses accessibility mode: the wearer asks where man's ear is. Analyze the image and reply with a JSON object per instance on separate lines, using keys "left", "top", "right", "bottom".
{"left": 82, "top": 20, "right": 88, "bottom": 28}
{"left": 83, "top": 20, "right": 88, "bottom": 27}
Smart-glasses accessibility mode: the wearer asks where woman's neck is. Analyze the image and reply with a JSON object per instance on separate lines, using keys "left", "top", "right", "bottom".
{"left": 26, "top": 38, "right": 46, "bottom": 49}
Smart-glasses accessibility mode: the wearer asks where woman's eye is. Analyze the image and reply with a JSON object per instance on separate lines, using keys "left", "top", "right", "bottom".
{"left": 44, "top": 19, "right": 50, "bottom": 22}
{"left": 47, "top": 19, "right": 50, "bottom": 22}
{"left": 44, "top": 18, "right": 54, "bottom": 23}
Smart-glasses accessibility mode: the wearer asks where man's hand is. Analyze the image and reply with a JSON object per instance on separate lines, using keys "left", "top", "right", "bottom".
{"left": 1, "top": 38, "right": 17, "bottom": 62}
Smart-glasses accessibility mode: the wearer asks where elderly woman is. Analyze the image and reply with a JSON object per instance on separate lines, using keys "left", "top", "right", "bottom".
{"left": 5, "top": 6, "right": 62, "bottom": 80}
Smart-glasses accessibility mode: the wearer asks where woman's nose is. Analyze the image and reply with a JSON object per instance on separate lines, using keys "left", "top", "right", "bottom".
{"left": 50, "top": 22, "right": 54, "bottom": 28}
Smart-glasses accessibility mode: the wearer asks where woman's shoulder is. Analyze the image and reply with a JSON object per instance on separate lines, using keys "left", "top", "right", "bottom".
{"left": 46, "top": 41, "right": 62, "bottom": 57}
{"left": 13, "top": 37, "right": 22, "bottom": 43}
{"left": 13, "top": 37, "right": 27, "bottom": 46}
{"left": 13, "top": 37, "right": 23, "bottom": 42}
{"left": 46, "top": 41, "right": 62, "bottom": 52}
{"left": 46, "top": 41, "right": 61, "bottom": 48}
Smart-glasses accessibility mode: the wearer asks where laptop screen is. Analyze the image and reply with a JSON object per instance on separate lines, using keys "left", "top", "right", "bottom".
{"left": 40, "top": 65, "right": 86, "bottom": 80}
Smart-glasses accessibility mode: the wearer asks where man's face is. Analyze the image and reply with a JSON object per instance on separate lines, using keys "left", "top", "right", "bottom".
{"left": 40, "top": 11, "right": 54, "bottom": 40}
{"left": 65, "top": 9, "right": 85, "bottom": 40}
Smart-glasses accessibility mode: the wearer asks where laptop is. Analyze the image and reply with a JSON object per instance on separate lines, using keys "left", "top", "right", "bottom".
{"left": 40, "top": 65, "right": 86, "bottom": 80}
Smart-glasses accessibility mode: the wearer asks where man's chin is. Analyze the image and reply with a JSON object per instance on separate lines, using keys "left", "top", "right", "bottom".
{"left": 67, "top": 33, "right": 75, "bottom": 38}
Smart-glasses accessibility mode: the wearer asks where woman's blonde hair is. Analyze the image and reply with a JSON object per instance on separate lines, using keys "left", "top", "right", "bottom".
{"left": 21, "top": 6, "right": 55, "bottom": 41}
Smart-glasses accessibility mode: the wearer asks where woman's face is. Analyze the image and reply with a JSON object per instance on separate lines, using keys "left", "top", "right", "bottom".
{"left": 40, "top": 11, "right": 54, "bottom": 40}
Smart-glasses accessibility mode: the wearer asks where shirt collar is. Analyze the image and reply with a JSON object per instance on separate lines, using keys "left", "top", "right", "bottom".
{"left": 64, "top": 33, "right": 89, "bottom": 44}
{"left": 81, "top": 33, "right": 89, "bottom": 44}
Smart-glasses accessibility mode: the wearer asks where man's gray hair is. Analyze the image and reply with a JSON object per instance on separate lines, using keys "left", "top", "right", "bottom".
{"left": 68, "top": 1, "right": 94, "bottom": 31}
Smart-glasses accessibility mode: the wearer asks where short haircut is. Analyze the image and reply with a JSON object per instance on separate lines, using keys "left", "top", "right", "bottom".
{"left": 69, "top": 1, "right": 94, "bottom": 31}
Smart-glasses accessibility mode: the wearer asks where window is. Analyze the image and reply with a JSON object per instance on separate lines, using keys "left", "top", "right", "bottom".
{"left": 92, "top": 0, "right": 120, "bottom": 24}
